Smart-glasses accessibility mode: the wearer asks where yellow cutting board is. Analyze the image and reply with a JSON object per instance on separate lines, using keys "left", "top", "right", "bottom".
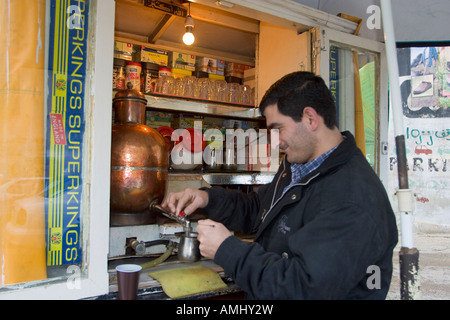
{"left": 149, "top": 265, "right": 228, "bottom": 299}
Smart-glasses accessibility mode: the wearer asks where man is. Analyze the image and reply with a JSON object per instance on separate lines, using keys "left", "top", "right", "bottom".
{"left": 162, "top": 71, "right": 398, "bottom": 299}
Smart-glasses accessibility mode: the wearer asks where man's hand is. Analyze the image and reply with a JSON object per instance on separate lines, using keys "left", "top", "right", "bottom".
{"left": 196, "top": 219, "right": 232, "bottom": 259}
{"left": 161, "top": 188, "right": 209, "bottom": 216}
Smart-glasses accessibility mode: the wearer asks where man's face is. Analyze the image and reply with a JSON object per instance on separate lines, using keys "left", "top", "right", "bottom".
{"left": 264, "top": 103, "right": 316, "bottom": 164}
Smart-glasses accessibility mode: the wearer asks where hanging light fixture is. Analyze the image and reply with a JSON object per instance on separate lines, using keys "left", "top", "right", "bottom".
{"left": 183, "top": 2, "right": 195, "bottom": 45}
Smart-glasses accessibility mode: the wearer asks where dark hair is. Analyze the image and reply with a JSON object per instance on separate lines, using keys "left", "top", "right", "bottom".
{"left": 259, "top": 71, "right": 337, "bottom": 129}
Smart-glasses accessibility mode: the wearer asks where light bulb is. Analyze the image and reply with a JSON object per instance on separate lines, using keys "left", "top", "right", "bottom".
{"left": 183, "top": 14, "right": 195, "bottom": 45}
{"left": 183, "top": 31, "right": 195, "bottom": 45}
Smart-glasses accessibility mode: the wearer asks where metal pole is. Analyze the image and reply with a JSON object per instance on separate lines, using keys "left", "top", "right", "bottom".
{"left": 380, "top": 0, "right": 420, "bottom": 300}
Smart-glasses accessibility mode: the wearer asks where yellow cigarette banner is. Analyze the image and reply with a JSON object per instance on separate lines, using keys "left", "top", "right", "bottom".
{"left": 0, "top": 0, "right": 47, "bottom": 286}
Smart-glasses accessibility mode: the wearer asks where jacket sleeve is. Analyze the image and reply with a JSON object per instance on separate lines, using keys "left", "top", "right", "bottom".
{"left": 200, "top": 185, "right": 268, "bottom": 234}
{"left": 201, "top": 159, "right": 286, "bottom": 234}
{"left": 214, "top": 202, "right": 385, "bottom": 300}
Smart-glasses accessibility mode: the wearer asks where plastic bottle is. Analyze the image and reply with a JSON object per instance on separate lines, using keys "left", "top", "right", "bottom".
{"left": 113, "top": 58, "right": 126, "bottom": 90}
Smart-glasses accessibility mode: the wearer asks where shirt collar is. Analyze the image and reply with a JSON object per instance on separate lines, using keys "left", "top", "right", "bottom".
{"left": 290, "top": 144, "right": 339, "bottom": 184}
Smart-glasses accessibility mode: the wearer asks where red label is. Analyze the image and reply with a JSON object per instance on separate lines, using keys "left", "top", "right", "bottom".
{"left": 50, "top": 113, "right": 67, "bottom": 145}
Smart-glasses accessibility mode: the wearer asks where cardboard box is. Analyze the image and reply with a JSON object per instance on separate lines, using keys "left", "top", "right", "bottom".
{"left": 114, "top": 41, "right": 133, "bottom": 61}
{"left": 225, "top": 76, "right": 242, "bottom": 84}
{"left": 146, "top": 121, "right": 172, "bottom": 129}
{"left": 146, "top": 111, "right": 173, "bottom": 122}
{"left": 197, "top": 57, "right": 217, "bottom": 74}
{"left": 196, "top": 58, "right": 226, "bottom": 75}
{"left": 208, "top": 74, "right": 225, "bottom": 82}
{"left": 244, "top": 67, "right": 255, "bottom": 81}
{"left": 243, "top": 68, "right": 256, "bottom": 90}
{"left": 114, "top": 52, "right": 132, "bottom": 61}
{"left": 135, "top": 46, "right": 169, "bottom": 66}
{"left": 146, "top": 111, "right": 173, "bottom": 129}
{"left": 216, "top": 60, "right": 225, "bottom": 75}
{"left": 171, "top": 68, "right": 192, "bottom": 79}
{"left": 170, "top": 52, "right": 196, "bottom": 71}
{"left": 244, "top": 79, "right": 256, "bottom": 89}
{"left": 114, "top": 41, "right": 133, "bottom": 54}
{"left": 192, "top": 70, "right": 208, "bottom": 78}
{"left": 173, "top": 114, "right": 204, "bottom": 129}
{"left": 225, "top": 62, "right": 246, "bottom": 78}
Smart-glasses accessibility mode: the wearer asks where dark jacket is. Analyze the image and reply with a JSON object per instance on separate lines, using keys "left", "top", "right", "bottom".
{"left": 203, "top": 131, "right": 398, "bottom": 299}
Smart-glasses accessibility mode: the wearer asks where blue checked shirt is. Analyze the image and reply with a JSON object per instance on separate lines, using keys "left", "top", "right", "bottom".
{"left": 283, "top": 144, "right": 339, "bottom": 195}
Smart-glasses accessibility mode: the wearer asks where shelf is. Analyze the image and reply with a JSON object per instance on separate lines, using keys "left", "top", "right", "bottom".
{"left": 112, "top": 90, "right": 264, "bottom": 120}
{"left": 168, "top": 172, "right": 204, "bottom": 181}
{"left": 202, "top": 172, "right": 275, "bottom": 185}
{"left": 168, "top": 172, "right": 275, "bottom": 185}
{"left": 144, "top": 93, "right": 263, "bottom": 120}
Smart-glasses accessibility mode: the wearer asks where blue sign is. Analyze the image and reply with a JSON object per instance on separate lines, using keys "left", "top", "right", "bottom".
{"left": 45, "top": 0, "right": 90, "bottom": 266}
{"left": 330, "top": 46, "right": 339, "bottom": 124}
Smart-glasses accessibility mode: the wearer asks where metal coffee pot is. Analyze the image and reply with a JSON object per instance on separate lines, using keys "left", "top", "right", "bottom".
{"left": 151, "top": 204, "right": 201, "bottom": 262}
{"left": 177, "top": 228, "right": 201, "bottom": 262}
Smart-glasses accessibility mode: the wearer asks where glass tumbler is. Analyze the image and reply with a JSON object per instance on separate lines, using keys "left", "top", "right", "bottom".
{"left": 213, "top": 80, "right": 229, "bottom": 102}
{"left": 195, "top": 78, "right": 213, "bottom": 100}
{"left": 241, "top": 85, "right": 253, "bottom": 105}
{"left": 155, "top": 75, "right": 175, "bottom": 95}
{"left": 227, "top": 82, "right": 242, "bottom": 104}
{"left": 173, "top": 77, "right": 185, "bottom": 96}
{"left": 182, "top": 75, "right": 197, "bottom": 98}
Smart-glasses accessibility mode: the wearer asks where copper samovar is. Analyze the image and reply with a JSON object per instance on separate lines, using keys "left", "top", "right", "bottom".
{"left": 110, "top": 86, "right": 168, "bottom": 226}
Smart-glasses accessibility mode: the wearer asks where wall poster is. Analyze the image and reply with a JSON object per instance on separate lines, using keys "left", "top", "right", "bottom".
{"left": 388, "top": 44, "right": 450, "bottom": 230}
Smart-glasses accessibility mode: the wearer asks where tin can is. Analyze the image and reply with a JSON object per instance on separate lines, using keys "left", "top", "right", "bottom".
{"left": 141, "top": 62, "right": 159, "bottom": 94}
{"left": 126, "top": 62, "right": 142, "bottom": 90}
{"left": 158, "top": 67, "right": 172, "bottom": 78}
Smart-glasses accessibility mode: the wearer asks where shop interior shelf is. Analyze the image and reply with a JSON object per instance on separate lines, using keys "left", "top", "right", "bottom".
{"left": 169, "top": 171, "right": 275, "bottom": 185}
{"left": 113, "top": 90, "right": 263, "bottom": 120}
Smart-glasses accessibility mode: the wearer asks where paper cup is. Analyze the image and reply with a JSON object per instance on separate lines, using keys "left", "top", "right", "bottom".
{"left": 116, "top": 264, "right": 142, "bottom": 300}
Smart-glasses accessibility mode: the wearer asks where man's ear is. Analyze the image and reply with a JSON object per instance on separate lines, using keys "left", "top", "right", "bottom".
{"left": 302, "top": 107, "right": 320, "bottom": 131}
